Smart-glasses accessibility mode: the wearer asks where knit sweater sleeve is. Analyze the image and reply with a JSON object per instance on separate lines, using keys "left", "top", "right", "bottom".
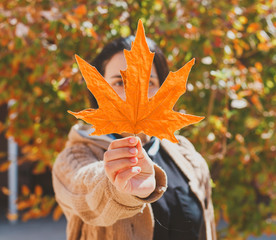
{"left": 52, "top": 142, "right": 167, "bottom": 227}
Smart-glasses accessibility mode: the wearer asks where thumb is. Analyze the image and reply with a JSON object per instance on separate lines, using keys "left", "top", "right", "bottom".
{"left": 136, "top": 136, "right": 149, "bottom": 159}
{"left": 136, "top": 137, "right": 144, "bottom": 158}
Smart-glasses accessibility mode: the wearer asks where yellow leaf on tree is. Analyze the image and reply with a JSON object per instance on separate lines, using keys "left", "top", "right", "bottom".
{"left": 34, "top": 185, "right": 43, "bottom": 196}
{"left": 74, "top": 4, "right": 87, "bottom": 16}
{"left": 0, "top": 161, "right": 11, "bottom": 172}
{"left": 17, "top": 200, "right": 32, "bottom": 210}
{"left": 53, "top": 205, "right": 63, "bottom": 221}
{"left": 1, "top": 186, "right": 10, "bottom": 195}
{"left": 21, "top": 184, "right": 30, "bottom": 196}
{"left": 7, "top": 213, "right": 18, "bottom": 221}
{"left": 68, "top": 20, "right": 204, "bottom": 143}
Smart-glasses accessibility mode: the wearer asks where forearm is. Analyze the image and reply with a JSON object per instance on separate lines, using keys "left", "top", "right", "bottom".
{"left": 52, "top": 164, "right": 145, "bottom": 226}
{"left": 52, "top": 145, "right": 167, "bottom": 226}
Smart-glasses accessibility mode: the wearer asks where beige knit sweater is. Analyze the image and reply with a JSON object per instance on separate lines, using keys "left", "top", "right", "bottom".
{"left": 52, "top": 124, "right": 216, "bottom": 240}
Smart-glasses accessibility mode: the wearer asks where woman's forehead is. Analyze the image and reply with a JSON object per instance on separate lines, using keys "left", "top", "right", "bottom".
{"left": 104, "top": 51, "right": 158, "bottom": 78}
{"left": 104, "top": 52, "right": 127, "bottom": 77}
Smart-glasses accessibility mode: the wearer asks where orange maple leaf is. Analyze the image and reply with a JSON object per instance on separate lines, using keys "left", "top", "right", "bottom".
{"left": 68, "top": 20, "right": 204, "bottom": 143}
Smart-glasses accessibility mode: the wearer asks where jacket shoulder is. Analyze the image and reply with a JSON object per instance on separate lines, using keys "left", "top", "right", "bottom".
{"left": 175, "top": 136, "right": 215, "bottom": 239}
{"left": 174, "top": 135, "right": 211, "bottom": 181}
{"left": 59, "top": 124, "right": 112, "bottom": 160}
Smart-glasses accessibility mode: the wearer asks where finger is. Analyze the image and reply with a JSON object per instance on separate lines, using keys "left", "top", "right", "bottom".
{"left": 104, "top": 157, "right": 138, "bottom": 182}
{"left": 114, "top": 166, "right": 141, "bottom": 191}
{"left": 108, "top": 136, "right": 138, "bottom": 150}
{"left": 136, "top": 137, "right": 145, "bottom": 158}
{"left": 104, "top": 147, "right": 138, "bottom": 162}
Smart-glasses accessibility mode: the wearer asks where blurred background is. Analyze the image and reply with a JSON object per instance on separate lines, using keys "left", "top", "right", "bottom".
{"left": 0, "top": 0, "right": 275, "bottom": 239}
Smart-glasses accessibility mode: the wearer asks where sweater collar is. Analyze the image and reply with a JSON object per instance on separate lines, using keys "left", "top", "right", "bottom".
{"left": 68, "top": 123, "right": 113, "bottom": 150}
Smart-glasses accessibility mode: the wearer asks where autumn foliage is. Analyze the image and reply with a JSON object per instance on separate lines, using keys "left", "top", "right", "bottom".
{"left": 0, "top": 0, "right": 275, "bottom": 239}
{"left": 69, "top": 21, "right": 204, "bottom": 142}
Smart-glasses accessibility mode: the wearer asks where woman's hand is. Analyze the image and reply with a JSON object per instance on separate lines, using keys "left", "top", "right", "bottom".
{"left": 104, "top": 136, "right": 156, "bottom": 198}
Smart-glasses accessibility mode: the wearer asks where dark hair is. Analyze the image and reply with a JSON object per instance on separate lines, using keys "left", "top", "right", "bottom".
{"left": 88, "top": 35, "right": 169, "bottom": 108}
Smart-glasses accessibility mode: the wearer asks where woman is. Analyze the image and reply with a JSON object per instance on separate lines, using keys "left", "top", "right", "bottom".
{"left": 52, "top": 36, "right": 217, "bottom": 240}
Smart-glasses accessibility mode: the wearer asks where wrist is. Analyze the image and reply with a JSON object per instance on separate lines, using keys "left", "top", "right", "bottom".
{"left": 135, "top": 192, "right": 152, "bottom": 199}
{"left": 135, "top": 179, "right": 156, "bottom": 199}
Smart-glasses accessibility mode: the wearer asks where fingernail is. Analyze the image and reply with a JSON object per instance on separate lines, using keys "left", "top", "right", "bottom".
{"left": 133, "top": 167, "right": 140, "bottom": 173}
{"left": 129, "top": 138, "right": 136, "bottom": 144}
{"left": 129, "top": 148, "right": 137, "bottom": 154}
{"left": 130, "top": 157, "right": 137, "bottom": 163}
